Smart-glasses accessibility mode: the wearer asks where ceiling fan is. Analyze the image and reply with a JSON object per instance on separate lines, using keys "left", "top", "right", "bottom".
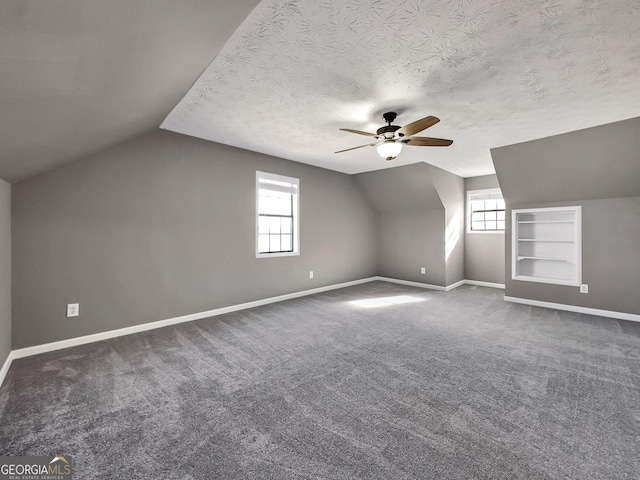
{"left": 336, "top": 112, "right": 453, "bottom": 161}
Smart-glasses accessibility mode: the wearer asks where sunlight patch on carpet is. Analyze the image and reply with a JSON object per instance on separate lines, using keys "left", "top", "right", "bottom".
{"left": 348, "top": 295, "right": 426, "bottom": 309}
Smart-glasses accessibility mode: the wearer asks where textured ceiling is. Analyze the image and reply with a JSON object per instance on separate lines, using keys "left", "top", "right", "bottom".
{"left": 0, "top": 0, "right": 260, "bottom": 183}
{"left": 162, "top": 0, "right": 640, "bottom": 177}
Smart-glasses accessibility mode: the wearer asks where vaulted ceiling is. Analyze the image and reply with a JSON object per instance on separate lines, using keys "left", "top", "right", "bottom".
{"left": 2, "top": 0, "right": 640, "bottom": 184}
{"left": 0, "top": 0, "right": 260, "bottom": 183}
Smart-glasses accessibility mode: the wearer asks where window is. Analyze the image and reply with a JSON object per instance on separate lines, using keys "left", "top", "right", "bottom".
{"left": 467, "top": 188, "right": 505, "bottom": 233}
{"left": 256, "top": 171, "right": 299, "bottom": 257}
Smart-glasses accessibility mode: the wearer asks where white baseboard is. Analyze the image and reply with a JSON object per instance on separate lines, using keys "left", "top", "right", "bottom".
{"left": 0, "top": 275, "right": 506, "bottom": 388}
{"left": 0, "top": 351, "right": 15, "bottom": 389}
{"left": 504, "top": 296, "right": 640, "bottom": 323}
{"left": 445, "top": 280, "right": 465, "bottom": 291}
{"left": 375, "top": 276, "right": 447, "bottom": 291}
{"left": 464, "top": 280, "right": 505, "bottom": 289}
{"left": 375, "top": 277, "right": 504, "bottom": 292}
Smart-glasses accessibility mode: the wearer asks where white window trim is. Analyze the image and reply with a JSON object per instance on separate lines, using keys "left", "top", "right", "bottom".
{"left": 466, "top": 188, "right": 505, "bottom": 234}
{"left": 256, "top": 171, "right": 300, "bottom": 258}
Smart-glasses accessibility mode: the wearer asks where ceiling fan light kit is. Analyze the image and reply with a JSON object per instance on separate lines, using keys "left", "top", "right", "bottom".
{"left": 337, "top": 111, "right": 453, "bottom": 161}
{"left": 377, "top": 140, "right": 403, "bottom": 160}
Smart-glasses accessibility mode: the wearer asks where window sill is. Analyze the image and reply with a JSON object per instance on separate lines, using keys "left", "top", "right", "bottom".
{"left": 256, "top": 251, "right": 300, "bottom": 258}
{"left": 466, "top": 230, "right": 505, "bottom": 234}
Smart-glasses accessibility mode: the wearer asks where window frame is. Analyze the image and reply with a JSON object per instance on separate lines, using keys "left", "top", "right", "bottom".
{"left": 466, "top": 188, "right": 505, "bottom": 234}
{"left": 256, "top": 171, "right": 300, "bottom": 258}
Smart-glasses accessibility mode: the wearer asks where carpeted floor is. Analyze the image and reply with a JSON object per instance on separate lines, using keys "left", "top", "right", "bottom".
{"left": 1, "top": 282, "right": 639, "bottom": 479}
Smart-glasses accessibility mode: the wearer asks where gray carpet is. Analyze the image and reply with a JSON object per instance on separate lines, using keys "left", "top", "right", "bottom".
{"left": 1, "top": 282, "right": 639, "bottom": 479}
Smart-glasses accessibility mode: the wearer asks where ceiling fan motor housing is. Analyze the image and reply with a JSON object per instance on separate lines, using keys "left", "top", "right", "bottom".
{"left": 376, "top": 125, "right": 400, "bottom": 138}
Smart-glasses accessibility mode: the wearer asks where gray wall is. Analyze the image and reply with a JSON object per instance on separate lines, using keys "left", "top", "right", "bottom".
{"left": 492, "top": 117, "right": 640, "bottom": 314}
{"left": 12, "top": 130, "right": 378, "bottom": 349}
{"left": 429, "top": 166, "right": 465, "bottom": 285}
{"left": 377, "top": 210, "right": 446, "bottom": 285}
{"left": 464, "top": 175, "right": 505, "bottom": 284}
{"left": 354, "top": 163, "right": 447, "bottom": 286}
{"left": 0, "top": 179, "right": 10, "bottom": 367}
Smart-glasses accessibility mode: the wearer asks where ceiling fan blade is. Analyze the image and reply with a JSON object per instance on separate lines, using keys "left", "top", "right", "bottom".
{"left": 335, "top": 143, "right": 371, "bottom": 153}
{"left": 402, "top": 137, "right": 453, "bottom": 147}
{"left": 396, "top": 116, "right": 440, "bottom": 137}
{"left": 335, "top": 143, "right": 375, "bottom": 154}
{"left": 339, "top": 128, "right": 378, "bottom": 137}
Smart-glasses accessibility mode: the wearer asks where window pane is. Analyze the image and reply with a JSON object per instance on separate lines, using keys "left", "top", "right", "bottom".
{"left": 485, "top": 211, "right": 497, "bottom": 221}
{"left": 269, "top": 234, "right": 280, "bottom": 252}
{"left": 471, "top": 200, "right": 484, "bottom": 212}
{"left": 485, "top": 200, "right": 497, "bottom": 211}
{"left": 258, "top": 234, "right": 269, "bottom": 253}
{"left": 279, "top": 196, "right": 292, "bottom": 215}
{"left": 486, "top": 221, "right": 497, "bottom": 230}
{"left": 497, "top": 199, "right": 505, "bottom": 210}
{"left": 268, "top": 195, "right": 278, "bottom": 215}
{"left": 497, "top": 210, "right": 505, "bottom": 221}
{"left": 258, "top": 216, "right": 269, "bottom": 234}
{"left": 281, "top": 234, "right": 292, "bottom": 251}
{"left": 472, "top": 221, "right": 485, "bottom": 231}
{"left": 472, "top": 212, "right": 485, "bottom": 223}
{"left": 281, "top": 217, "right": 292, "bottom": 234}
{"left": 272, "top": 195, "right": 284, "bottom": 214}
{"left": 497, "top": 220, "right": 505, "bottom": 230}
{"left": 258, "top": 194, "right": 274, "bottom": 215}
{"left": 258, "top": 195, "right": 267, "bottom": 215}
{"left": 269, "top": 216, "right": 280, "bottom": 233}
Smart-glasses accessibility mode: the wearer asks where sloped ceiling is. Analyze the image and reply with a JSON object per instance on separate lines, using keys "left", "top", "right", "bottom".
{"left": 162, "top": 0, "right": 640, "bottom": 178}
{"left": 0, "top": 0, "right": 260, "bottom": 183}
{"left": 354, "top": 163, "right": 442, "bottom": 213}
{"left": 492, "top": 116, "right": 640, "bottom": 205}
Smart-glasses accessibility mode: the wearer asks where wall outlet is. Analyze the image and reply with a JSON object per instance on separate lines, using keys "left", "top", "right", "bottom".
{"left": 309, "top": 271, "right": 314, "bottom": 279}
{"left": 67, "top": 303, "right": 79, "bottom": 317}
{"left": 580, "top": 284, "right": 588, "bottom": 294}
{"left": 420, "top": 267, "right": 426, "bottom": 275}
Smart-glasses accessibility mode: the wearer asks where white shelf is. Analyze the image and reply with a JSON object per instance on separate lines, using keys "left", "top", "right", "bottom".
{"left": 518, "top": 239, "right": 574, "bottom": 243}
{"left": 517, "top": 256, "right": 574, "bottom": 263}
{"left": 517, "top": 220, "right": 573, "bottom": 224}
{"left": 512, "top": 206, "right": 581, "bottom": 287}
{"left": 512, "top": 275, "right": 578, "bottom": 286}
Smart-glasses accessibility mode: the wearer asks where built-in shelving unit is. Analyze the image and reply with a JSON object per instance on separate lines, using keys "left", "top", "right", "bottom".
{"left": 512, "top": 206, "right": 581, "bottom": 286}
